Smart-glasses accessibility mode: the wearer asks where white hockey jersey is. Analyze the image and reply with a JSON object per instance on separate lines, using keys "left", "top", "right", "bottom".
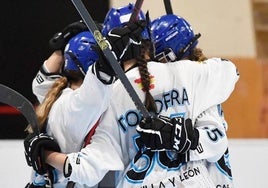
{"left": 66, "top": 58, "right": 239, "bottom": 187}
{"left": 31, "top": 64, "right": 113, "bottom": 188}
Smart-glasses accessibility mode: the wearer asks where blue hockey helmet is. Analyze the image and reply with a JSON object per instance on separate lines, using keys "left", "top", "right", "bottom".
{"left": 102, "top": 3, "right": 150, "bottom": 40}
{"left": 64, "top": 31, "right": 98, "bottom": 75}
{"left": 151, "top": 14, "right": 201, "bottom": 62}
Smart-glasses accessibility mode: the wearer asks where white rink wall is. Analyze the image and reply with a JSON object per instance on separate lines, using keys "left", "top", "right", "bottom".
{"left": 0, "top": 140, "right": 32, "bottom": 187}
{"left": 1, "top": 139, "right": 268, "bottom": 188}
{"left": 229, "top": 139, "right": 268, "bottom": 188}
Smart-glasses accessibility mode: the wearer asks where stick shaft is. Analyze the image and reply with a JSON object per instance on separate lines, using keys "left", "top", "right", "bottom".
{"left": 129, "top": 0, "right": 144, "bottom": 23}
{"left": 163, "top": 0, "right": 173, "bottom": 14}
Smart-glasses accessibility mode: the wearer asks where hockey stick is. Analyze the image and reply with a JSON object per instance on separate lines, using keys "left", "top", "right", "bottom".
{"left": 0, "top": 84, "right": 40, "bottom": 134}
{"left": 129, "top": 0, "right": 144, "bottom": 24}
{"left": 70, "top": 0, "right": 151, "bottom": 119}
{"left": 163, "top": 0, "right": 173, "bottom": 14}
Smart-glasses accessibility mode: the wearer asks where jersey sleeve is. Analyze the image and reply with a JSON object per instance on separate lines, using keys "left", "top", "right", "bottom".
{"left": 32, "top": 61, "right": 62, "bottom": 103}
{"left": 189, "top": 104, "right": 228, "bottom": 162}
{"left": 189, "top": 58, "right": 239, "bottom": 120}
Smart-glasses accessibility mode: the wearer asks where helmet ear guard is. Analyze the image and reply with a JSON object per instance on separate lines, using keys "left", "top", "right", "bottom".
{"left": 64, "top": 51, "right": 86, "bottom": 76}
{"left": 177, "top": 33, "right": 201, "bottom": 60}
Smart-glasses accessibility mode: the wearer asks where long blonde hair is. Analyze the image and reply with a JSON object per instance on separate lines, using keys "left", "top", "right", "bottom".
{"left": 26, "top": 77, "right": 68, "bottom": 133}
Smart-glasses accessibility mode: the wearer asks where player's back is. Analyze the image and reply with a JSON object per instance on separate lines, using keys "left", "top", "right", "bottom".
{"left": 105, "top": 58, "right": 239, "bottom": 187}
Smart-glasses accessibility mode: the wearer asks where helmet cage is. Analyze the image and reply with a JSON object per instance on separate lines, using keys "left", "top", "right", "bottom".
{"left": 154, "top": 48, "right": 177, "bottom": 63}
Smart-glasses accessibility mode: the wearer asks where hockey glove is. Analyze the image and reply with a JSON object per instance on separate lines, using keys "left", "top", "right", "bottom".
{"left": 49, "top": 20, "right": 88, "bottom": 52}
{"left": 106, "top": 20, "right": 147, "bottom": 63}
{"left": 136, "top": 116, "right": 199, "bottom": 153}
{"left": 92, "top": 45, "right": 116, "bottom": 85}
{"left": 24, "top": 133, "right": 60, "bottom": 175}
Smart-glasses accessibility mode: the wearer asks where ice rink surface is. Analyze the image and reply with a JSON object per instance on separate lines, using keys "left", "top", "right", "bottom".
{"left": 1, "top": 139, "right": 268, "bottom": 187}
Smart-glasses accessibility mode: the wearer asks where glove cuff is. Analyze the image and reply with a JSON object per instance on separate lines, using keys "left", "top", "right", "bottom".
{"left": 119, "top": 43, "right": 141, "bottom": 63}
{"left": 63, "top": 157, "right": 72, "bottom": 178}
{"left": 92, "top": 63, "right": 116, "bottom": 85}
{"left": 190, "top": 129, "right": 200, "bottom": 150}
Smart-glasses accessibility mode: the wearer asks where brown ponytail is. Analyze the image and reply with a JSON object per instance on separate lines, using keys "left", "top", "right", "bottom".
{"left": 189, "top": 48, "right": 207, "bottom": 62}
{"left": 135, "top": 40, "right": 157, "bottom": 114}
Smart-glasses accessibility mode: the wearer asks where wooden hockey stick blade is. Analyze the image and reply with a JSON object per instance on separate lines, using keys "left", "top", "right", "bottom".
{"left": 129, "top": 0, "right": 144, "bottom": 24}
{"left": 70, "top": 0, "right": 151, "bottom": 119}
{"left": 163, "top": 0, "right": 173, "bottom": 14}
{"left": 0, "top": 84, "right": 40, "bottom": 134}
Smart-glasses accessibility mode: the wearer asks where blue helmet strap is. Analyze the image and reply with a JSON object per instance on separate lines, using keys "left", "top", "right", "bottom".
{"left": 177, "top": 33, "right": 201, "bottom": 59}
{"left": 65, "top": 51, "right": 86, "bottom": 76}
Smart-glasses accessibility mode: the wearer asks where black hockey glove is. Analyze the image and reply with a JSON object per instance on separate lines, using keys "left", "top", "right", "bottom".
{"left": 49, "top": 20, "right": 88, "bottom": 52}
{"left": 24, "top": 133, "right": 60, "bottom": 175}
{"left": 92, "top": 45, "right": 116, "bottom": 85}
{"left": 136, "top": 116, "right": 199, "bottom": 153}
{"left": 106, "top": 20, "right": 147, "bottom": 63}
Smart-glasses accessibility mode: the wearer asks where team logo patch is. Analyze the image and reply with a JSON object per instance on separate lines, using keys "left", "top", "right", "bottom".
{"left": 36, "top": 73, "right": 44, "bottom": 84}
{"left": 134, "top": 75, "right": 155, "bottom": 91}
